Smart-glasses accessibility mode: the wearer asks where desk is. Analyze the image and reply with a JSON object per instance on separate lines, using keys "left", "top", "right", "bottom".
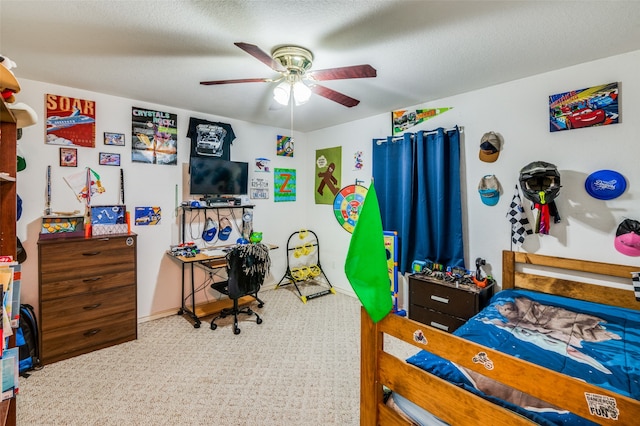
{"left": 168, "top": 244, "right": 277, "bottom": 328}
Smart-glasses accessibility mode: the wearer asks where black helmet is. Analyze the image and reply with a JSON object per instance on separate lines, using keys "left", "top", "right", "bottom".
{"left": 519, "top": 161, "right": 561, "bottom": 204}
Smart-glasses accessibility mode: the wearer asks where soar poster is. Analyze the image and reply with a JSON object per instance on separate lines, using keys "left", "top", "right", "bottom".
{"left": 45, "top": 93, "right": 96, "bottom": 147}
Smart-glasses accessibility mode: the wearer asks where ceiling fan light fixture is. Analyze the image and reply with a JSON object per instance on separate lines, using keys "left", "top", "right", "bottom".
{"left": 273, "top": 81, "right": 291, "bottom": 105}
{"left": 293, "top": 81, "right": 311, "bottom": 105}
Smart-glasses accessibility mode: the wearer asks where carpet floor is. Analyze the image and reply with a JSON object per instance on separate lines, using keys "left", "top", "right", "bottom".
{"left": 17, "top": 287, "right": 414, "bottom": 425}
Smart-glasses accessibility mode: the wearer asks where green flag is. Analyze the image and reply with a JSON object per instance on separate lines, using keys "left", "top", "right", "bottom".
{"left": 344, "top": 181, "right": 392, "bottom": 323}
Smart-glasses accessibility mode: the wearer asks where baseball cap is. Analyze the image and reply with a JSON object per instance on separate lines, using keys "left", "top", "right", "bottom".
{"left": 201, "top": 218, "right": 218, "bottom": 242}
{"left": 0, "top": 55, "right": 20, "bottom": 93}
{"left": 479, "top": 132, "right": 501, "bottom": 162}
{"left": 9, "top": 102, "right": 37, "bottom": 129}
{"left": 17, "top": 146, "right": 26, "bottom": 172}
{"left": 478, "top": 175, "right": 500, "bottom": 206}
{"left": 614, "top": 219, "right": 640, "bottom": 256}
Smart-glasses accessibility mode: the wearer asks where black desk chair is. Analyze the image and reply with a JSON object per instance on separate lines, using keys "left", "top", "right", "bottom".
{"left": 210, "top": 243, "right": 271, "bottom": 334}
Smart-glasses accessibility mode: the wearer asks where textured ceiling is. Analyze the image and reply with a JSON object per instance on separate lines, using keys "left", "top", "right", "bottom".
{"left": 2, "top": 0, "right": 640, "bottom": 132}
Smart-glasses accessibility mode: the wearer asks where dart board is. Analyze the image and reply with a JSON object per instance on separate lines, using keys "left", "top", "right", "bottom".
{"left": 333, "top": 184, "right": 368, "bottom": 233}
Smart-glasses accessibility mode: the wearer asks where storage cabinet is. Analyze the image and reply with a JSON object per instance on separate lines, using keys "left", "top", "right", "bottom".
{"left": 0, "top": 100, "right": 17, "bottom": 426}
{"left": 0, "top": 101, "right": 17, "bottom": 257}
{"left": 38, "top": 234, "right": 137, "bottom": 364}
{"left": 409, "top": 274, "right": 494, "bottom": 333}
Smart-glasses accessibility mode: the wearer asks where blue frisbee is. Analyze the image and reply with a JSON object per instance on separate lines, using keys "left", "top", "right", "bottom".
{"left": 584, "top": 170, "right": 626, "bottom": 200}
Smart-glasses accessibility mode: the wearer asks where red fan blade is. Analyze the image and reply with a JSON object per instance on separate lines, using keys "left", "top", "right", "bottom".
{"left": 308, "top": 64, "right": 376, "bottom": 81}
{"left": 200, "top": 78, "right": 271, "bottom": 85}
{"left": 234, "top": 42, "right": 286, "bottom": 72}
{"left": 310, "top": 84, "right": 360, "bottom": 108}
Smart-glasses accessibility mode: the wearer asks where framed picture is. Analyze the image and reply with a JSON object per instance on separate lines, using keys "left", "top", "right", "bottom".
{"left": 59, "top": 147, "right": 77, "bottom": 167}
{"left": 99, "top": 152, "right": 121, "bottom": 166}
{"left": 104, "top": 132, "right": 125, "bottom": 146}
{"left": 549, "top": 82, "right": 619, "bottom": 132}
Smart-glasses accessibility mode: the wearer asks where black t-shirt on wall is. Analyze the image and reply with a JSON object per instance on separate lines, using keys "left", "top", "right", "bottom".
{"left": 187, "top": 117, "right": 235, "bottom": 160}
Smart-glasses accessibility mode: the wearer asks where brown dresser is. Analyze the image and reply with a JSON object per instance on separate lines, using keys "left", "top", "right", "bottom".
{"left": 38, "top": 234, "right": 137, "bottom": 364}
{"left": 408, "top": 274, "right": 494, "bottom": 333}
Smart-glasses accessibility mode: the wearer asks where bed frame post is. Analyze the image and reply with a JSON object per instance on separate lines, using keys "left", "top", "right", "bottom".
{"left": 502, "top": 250, "right": 515, "bottom": 289}
{"left": 360, "top": 307, "right": 382, "bottom": 425}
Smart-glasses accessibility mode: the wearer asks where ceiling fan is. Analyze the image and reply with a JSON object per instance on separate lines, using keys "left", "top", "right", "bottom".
{"left": 200, "top": 42, "right": 377, "bottom": 108}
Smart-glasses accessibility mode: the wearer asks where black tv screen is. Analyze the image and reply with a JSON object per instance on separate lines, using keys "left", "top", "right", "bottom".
{"left": 189, "top": 157, "right": 249, "bottom": 197}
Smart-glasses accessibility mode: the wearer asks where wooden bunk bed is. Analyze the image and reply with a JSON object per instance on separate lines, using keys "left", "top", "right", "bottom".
{"left": 361, "top": 250, "right": 640, "bottom": 425}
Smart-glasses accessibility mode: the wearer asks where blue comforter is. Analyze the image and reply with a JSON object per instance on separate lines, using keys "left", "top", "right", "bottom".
{"left": 404, "top": 289, "right": 640, "bottom": 425}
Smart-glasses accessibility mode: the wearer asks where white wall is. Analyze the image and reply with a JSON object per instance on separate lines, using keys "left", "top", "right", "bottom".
{"left": 307, "top": 50, "right": 640, "bottom": 310}
{"left": 16, "top": 80, "right": 309, "bottom": 320}
{"left": 15, "top": 49, "right": 640, "bottom": 320}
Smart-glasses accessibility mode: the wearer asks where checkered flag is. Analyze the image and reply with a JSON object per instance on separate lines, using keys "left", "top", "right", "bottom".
{"left": 632, "top": 272, "right": 640, "bottom": 302}
{"left": 507, "top": 185, "right": 532, "bottom": 247}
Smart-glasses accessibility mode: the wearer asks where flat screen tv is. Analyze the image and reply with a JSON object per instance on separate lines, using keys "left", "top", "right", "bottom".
{"left": 189, "top": 157, "right": 249, "bottom": 198}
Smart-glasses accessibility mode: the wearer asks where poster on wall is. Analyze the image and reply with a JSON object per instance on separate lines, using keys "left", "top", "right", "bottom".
{"left": 45, "top": 94, "right": 96, "bottom": 147}
{"left": 391, "top": 107, "right": 452, "bottom": 135}
{"left": 274, "top": 168, "right": 296, "bottom": 202}
{"left": 353, "top": 151, "right": 364, "bottom": 171}
{"left": 315, "top": 146, "right": 342, "bottom": 205}
{"left": 134, "top": 206, "right": 161, "bottom": 225}
{"left": 549, "top": 82, "right": 619, "bottom": 132}
{"left": 131, "top": 107, "right": 178, "bottom": 165}
{"left": 276, "top": 135, "right": 294, "bottom": 157}
{"left": 254, "top": 157, "right": 271, "bottom": 172}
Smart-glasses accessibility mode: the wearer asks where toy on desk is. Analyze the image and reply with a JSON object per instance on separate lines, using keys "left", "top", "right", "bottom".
{"left": 170, "top": 242, "right": 200, "bottom": 258}
{"left": 411, "top": 260, "right": 427, "bottom": 273}
{"left": 473, "top": 257, "right": 496, "bottom": 288}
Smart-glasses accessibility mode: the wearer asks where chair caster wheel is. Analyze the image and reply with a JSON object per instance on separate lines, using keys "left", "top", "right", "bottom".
{"left": 210, "top": 323, "right": 217, "bottom": 330}
{"left": 234, "top": 327, "right": 241, "bottom": 335}
{"left": 194, "top": 323, "right": 201, "bottom": 329}
{"left": 257, "top": 303, "right": 264, "bottom": 308}
{"left": 256, "top": 317, "right": 263, "bottom": 324}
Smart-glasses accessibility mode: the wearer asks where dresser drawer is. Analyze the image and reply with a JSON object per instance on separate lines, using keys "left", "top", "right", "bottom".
{"left": 40, "top": 270, "right": 135, "bottom": 301}
{"left": 39, "top": 236, "right": 136, "bottom": 282}
{"left": 409, "top": 305, "right": 466, "bottom": 333}
{"left": 40, "top": 285, "right": 136, "bottom": 331}
{"left": 41, "top": 312, "right": 137, "bottom": 365}
{"left": 410, "top": 278, "right": 478, "bottom": 319}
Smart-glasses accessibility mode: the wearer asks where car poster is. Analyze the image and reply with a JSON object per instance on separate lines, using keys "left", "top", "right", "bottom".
{"left": 131, "top": 107, "right": 177, "bottom": 165}
{"left": 391, "top": 107, "right": 452, "bottom": 136}
{"left": 134, "top": 206, "right": 161, "bottom": 226}
{"left": 45, "top": 94, "right": 96, "bottom": 147}
{"left": 549, "top": 82, "right": 619, "bottom": 132}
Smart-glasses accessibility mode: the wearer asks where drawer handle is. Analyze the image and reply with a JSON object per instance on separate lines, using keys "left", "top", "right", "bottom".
{"left": 83, "top": 303, "right": 102, "bottom": 310}
{"left": 83, "top": 328, "right": 101, "bottom": 337}
{"left": 431, "top": 295, "right": 449, "bottom": 304}
{"left": 82, "top": 251, "right": 102, "bottom": 256}
{"left": 430, "top": 321, "right": 449, "bottom": 331}
{"left": 83, "top": 277, "right": 102, "bottom": 283}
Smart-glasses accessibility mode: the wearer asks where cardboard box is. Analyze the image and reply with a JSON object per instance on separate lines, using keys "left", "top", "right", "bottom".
{"left": 91, "top": 223, "right": 128, "bottom": 236}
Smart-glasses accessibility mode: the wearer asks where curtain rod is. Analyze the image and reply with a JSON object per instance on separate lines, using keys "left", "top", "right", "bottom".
{"left": 374, "top": 126, "right": 462, "bottom": 144}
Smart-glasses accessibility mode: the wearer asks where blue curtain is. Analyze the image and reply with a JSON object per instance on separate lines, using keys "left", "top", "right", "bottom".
{"left": 372, "top": 127, "right": 464, "bottom": 273}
